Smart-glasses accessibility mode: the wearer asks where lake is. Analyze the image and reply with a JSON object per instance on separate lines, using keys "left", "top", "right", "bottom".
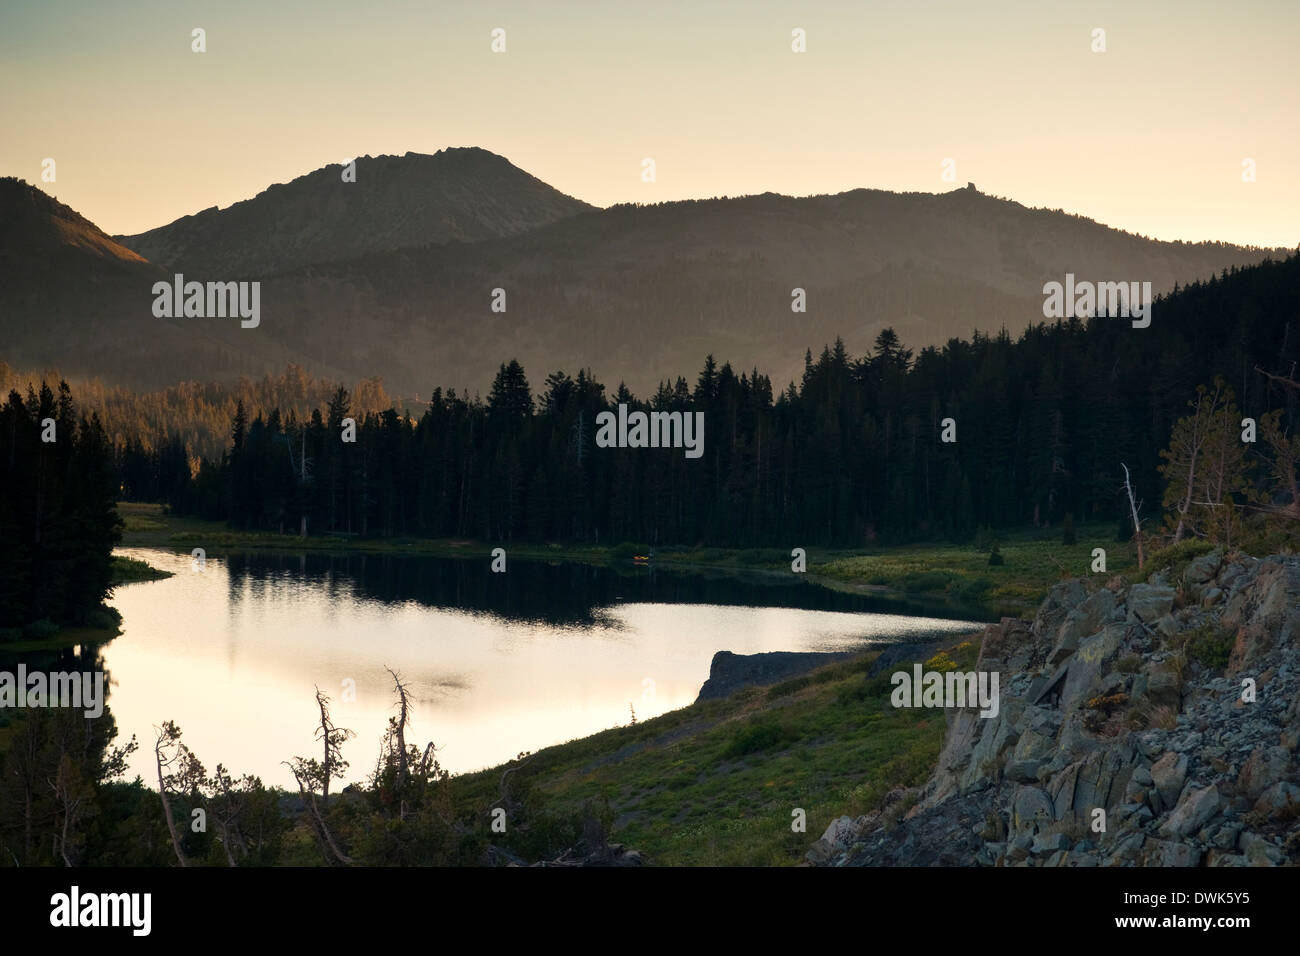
{"left": 54, "top": 548, "right": 984, "bottom": 788}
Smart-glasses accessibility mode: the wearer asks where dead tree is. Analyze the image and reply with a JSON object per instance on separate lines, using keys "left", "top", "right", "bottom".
{"left": 314, "top": 687, "right": 353, "bottom": 801}
{"left": 1255, "top": 363, "right": 1300, "bottom": 392}
{"left": 47, "top": 756, "right": 88, "bottom": 867}
{"left": 384, "top": 667, "right": 411, "bottom": 791}
{"left": 1121, "top": 462, "right": 1145, "bottom": 570}
{"left": 153, "top": 722, "right": 190, "bottom": 867}
{"left": 286, "top": 687, "right": 356, "bottom": 865}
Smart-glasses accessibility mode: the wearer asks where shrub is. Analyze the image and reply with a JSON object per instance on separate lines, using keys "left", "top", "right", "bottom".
{"left": 899, "top": 570, "right": 952, "bottom": 592}
{"left": 84, "top": 605, "right": 123, "bottom": 631}
{"left": 955, "top": 576, "right": 992, "bottom": 604}
{"left": 1149, "top": 705, "right": 1178, "bottom": 729}
{"left": 766, "top": 675, "right": 812, "bottom": 700}
{"left": 1188, "top": 625, "right": 1235, "bottom": 671}
{"left": 1141, "top": 538, "right": 1216, "bottom": 581}
{"left": 1114, "top": 654, "right": 1142, "bottom": 674}
{"left": 723, "top": 718, "right": 797, "bottom": 759}
{"left": 924, "top": 650, "right": 959, "bottom": 673}
{"left": 837, "top": 672, "right": 895, "bottom": 706}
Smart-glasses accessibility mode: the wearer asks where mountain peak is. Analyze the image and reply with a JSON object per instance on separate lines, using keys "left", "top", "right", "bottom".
{"left": 115, "top": 149, "right": 593, "bottom": 276}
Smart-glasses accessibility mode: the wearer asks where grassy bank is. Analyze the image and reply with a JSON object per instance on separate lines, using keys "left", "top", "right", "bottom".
{"left": 814, "top": 527, "right": 1140, "bottom": 618}
{"left": 448, "top": 638, "right": 981, "bottom": 865}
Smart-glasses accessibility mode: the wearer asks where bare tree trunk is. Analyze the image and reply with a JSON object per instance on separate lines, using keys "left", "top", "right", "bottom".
{"left": 386, "top": 668, "right": 410, "bottom": 789}
{"left": 318, "top": 690, "right": 332, "bottom": 802}
{"left": 285, "top": 764, "right": 353, "bottom": 865}
{"left": 1255, "top": 364, "right": 1300, "bottom": 392}
{"left": 1122, "top": 463, "right": 1144, "bottom": 570}
{"left": 155, "top": 733, "right": 188, "bottom": 867}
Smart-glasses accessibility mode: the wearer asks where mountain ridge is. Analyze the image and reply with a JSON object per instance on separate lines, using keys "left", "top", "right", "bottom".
{"left": 112, "top": 147, "right": 595, "bottom": 276}
{"left": 2, "top": 156, "right": 1291, "bottom": 394}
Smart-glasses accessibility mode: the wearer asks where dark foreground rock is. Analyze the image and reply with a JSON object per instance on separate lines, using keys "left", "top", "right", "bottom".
{"left": 809, "top": 551, "right": 1300, "bottom": 867}
{"left": 695, "top": 649, "right": 858, "bottom": 702}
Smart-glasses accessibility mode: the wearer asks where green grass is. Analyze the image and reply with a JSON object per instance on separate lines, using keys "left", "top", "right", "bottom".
{"left": 448, "top": 639, "right": 982, "bottom": 866}
{"left": 110, "top": 554, "right": 173, "bottom": 585}
{"left": 813, "top": 524, "right": 1139, "bottom": 618}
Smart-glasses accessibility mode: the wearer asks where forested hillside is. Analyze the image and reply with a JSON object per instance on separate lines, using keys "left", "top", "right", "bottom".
{"left": 139, "top": 254, "right": 1300, "bottom": 547}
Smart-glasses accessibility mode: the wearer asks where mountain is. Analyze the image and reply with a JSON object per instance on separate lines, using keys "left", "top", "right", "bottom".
{"left": 0, "top": 177, "right": 333, "bottom": 388}
{"left": 250, "top": 184, "right": 1287, "bottom": 396}
{"left": 113, "top": 148, "right": 593, "bottom": 276}
{"left": 1, "top": 162, "right": 1289, "bottom": 396}
{"left": 0, "top": 177, "right": 151, "bottom": 270}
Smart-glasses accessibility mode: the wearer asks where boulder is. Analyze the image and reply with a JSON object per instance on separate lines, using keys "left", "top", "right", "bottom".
{"left": 1150, "top": 751, "right": 1187, "bottom": 810}
{"left": 1184, "top": 550, "right": 1223, "bottom": 586}
{"left": 1252, "top": 781, "right": 1300, "bottom": 816}
{"left": 1050, "top": 589, "right": 1118, "bottom": 665}
{"left": 1012, "top": 786, "right": 1054, "bottom": 835}
{"left": 1128, "top": 584, "right": 1175, "bottom": 624}
{"left": 1060, "top": 624, "right": 1124, "bottom": 712}
{"left": 1143, "top": 660, "right": 1182, "bottom": 710}
{"left": 1031, "top": 832, "right": 1070, "bottom": 854}
{"left": 1159, "top": 785, "right": 1222, "bottom": 839}
{"left": 1237, "top": 745, "right": 1290, "bottom": 799}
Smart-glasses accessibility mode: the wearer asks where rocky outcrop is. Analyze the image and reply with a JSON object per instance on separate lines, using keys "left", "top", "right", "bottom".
{"left": 695, "top": 649, "right": 857, "bottom": 702}
{"left": 812, "top": 551, "right": 1300, "bottom": 867}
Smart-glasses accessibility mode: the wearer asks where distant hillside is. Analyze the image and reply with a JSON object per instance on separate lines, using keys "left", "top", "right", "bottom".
{"left": 0, "top": 178, "right": 368, "bottom": 388}
{"left": 114, "top": 148, "right": 593, "bottom": 276}
{"left": 0, "top": 176, "right": 151, "bottom": 269}
{"left": 254, "top": 184, "right": 1287, "bottom": 395}
{"left": 0, "top": 163, "right": 1288, "bottom": 395}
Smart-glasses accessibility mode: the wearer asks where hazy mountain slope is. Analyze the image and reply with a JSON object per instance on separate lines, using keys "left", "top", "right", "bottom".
{"left": 252, "top": 185, "right": 1287, "bottom": 396}
{"left": 114, "top": 148, "right": 593, "bottom": 276}
{"left": 0, "top": 178, "right": 346, "bottom": 388}
{"left": 2, "top": 170, "right": 1287, "bottom": 397}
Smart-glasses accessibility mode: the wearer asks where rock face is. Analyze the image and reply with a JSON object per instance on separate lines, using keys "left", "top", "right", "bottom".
{"left": 695, "top": 649, "right": 857, "bottom": 702}
{"left": 815, "top": 551, "right": 1300, "bottom": 867}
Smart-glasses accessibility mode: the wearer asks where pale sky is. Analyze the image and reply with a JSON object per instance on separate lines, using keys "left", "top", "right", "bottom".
{"left": 3, "top": 0, "right": 1297, "bottom": 247}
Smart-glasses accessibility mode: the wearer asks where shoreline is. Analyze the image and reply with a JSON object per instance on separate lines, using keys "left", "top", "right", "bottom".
{"left": 118, "top": 501, "right": 1131, "bottom": 620}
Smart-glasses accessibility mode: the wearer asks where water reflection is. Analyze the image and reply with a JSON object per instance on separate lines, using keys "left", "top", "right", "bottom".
{"left": 219, "top": 549, "right": 988, "bottom": 626}
{"left": 92, "top": 548, "right": 981, "bottom": 788}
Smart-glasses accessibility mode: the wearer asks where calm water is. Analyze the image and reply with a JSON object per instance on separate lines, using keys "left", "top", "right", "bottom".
{"left": 62, "top": 548, "right": 982, "bottom": 787}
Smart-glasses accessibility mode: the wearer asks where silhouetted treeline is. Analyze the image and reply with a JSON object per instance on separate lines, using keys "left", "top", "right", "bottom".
{"left": 0, "top": 382, "right": 122, "bottom": 629}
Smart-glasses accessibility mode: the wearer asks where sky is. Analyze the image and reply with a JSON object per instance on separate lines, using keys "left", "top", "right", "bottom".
{"left": 3, "top": 0, "right": 1297, "bottom": 247}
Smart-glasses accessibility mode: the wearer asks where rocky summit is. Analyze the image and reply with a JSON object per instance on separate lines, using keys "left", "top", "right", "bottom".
{"left": 808, "top": 550, "right": 1300, "bottom": 867}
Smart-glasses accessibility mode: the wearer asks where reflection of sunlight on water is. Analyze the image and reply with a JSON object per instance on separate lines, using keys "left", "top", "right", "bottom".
{"left": 105, "top": 548, "right": 980, "bottom": 789}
